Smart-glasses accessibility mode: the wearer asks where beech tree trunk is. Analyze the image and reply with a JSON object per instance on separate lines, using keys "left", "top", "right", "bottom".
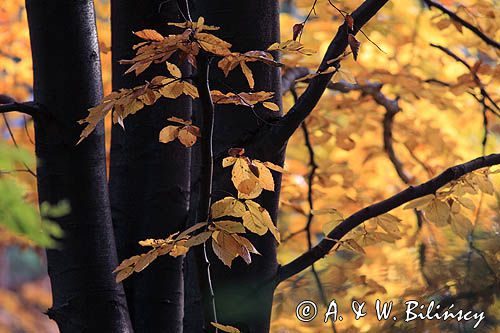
{"left": 109, "top": 1, "right": 191, "bottom": 331}
{"left": 193, "top": 2, "right": 282, "bottom": 332}
{"left": 25, "top": 0, "right": 132, "bottom": 331}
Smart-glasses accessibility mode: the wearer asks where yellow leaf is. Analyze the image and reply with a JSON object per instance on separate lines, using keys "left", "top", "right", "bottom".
{"left": 240, "top": 62, "right": 254, "bottom": 89}
{"left": 254, "top": 161, "right": 274, "bottom": 191}
{"left": 184, "top": 231, "right": 212, "bottom": 247}
{"left": 263, "top": 161, "right": 284, "bottom": 173}
{"left": 116, "top": 266, "right": 134, "bottom": 283}
{"left": 159, "top": 126, "right": 180, "bottom": 143}
{"left": 312, "top": 208, "right": 343, "bottom": 218}
{"left": 159, "top": 81, "right": 184, "bottom": 99}
{"left": 167, "top": 116, "right": 191, "bottom": 125}
{"left": 212, "top": 237, "right": 237, "bottom": 267}
{"left": 178, "top": 127, "right": 198, "bottom": 147}
{"left": 114, "top": 255, "right": 140, "bottom": 273}
{"left": 332, "top": 68, "right": 356, "bottom": 84}
{"left": 166, "top": 62, "right": 182, "bottom": 78}
{"left": 183, "top": 82, "right": 199, "bottom": 98}
{"left": 134, "top": 250, "right": 158, "bottom": 272}
{"left": 242, "top": 201, "right": 268, "bottom": 235}
{"left": 343, "top": 239, "right": 365, "bottom": 254}
{"left": 211, "top": 322, "right": 241, "bottom": 333}
{"left": 223, "top": 157, "right": 237, "bottom": 168}
{"left": 233, "top": 234, "right": 260, "bottom": 255}
{"left": 196, "top": 32, "right": 232, "bottom": 56}
{"left": 450, "top": 213, "right": 473, "bottom": 239}
{"left": 372, "top": 231, "right": 400, "bottom": 243}
{"left": 322, "top": 215, "right": 345, "bottom": 235}
{"left": 456, "top": 196, "right": 475, "bottom": 211}
{"left": 403, "top": 194, "right": 435, "bottom": 210}
{"left": 134, "top": 29, "right": 164, "bottom": 41}
{"left": 374, "top": 214, "right": 401, "bottom": 236}
{"left": 263, "top": 101, "right": 279, "bottom": 111}
{"left": 170, "top": 242, "right": 189, "bottom": 257}
{"left": 211, "top": 197, "right": 246, "bottom": 219}
{"left": 214, "top": 221, "right": 246, "bottom": 234}
{"left": 237, "top": 178, "right": 262, "bottom": 199}
{"left": 423, "top": 199, "right": 450, "bottom": 226}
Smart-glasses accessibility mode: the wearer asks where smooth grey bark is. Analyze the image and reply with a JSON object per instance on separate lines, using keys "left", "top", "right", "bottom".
{"left": 25, "top": 0, "right": 132, "bottom": 331}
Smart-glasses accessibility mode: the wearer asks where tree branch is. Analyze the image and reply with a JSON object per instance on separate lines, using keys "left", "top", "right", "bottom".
{"left": 277, "top": 153, "right": 500, "bottom": 283}
{"left": 431, "top": 44, "right": 499, "bottom": 111}
{"left": 422, "top": 0, "right": 500, "bottom": 50}
{"left": 0, "top": 101, "right": 40, "bottom": 117}
{"left": 249, "top": 0, "right": 389, "bottom": 157}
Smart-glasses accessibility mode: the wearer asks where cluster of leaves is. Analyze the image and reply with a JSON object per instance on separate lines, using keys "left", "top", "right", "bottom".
{"left": 114, "top": 148, "right": 284, "bottom": 280}
{"left": 404, "top": 168, "right": 498, "bottom": 238}
{"left": 78, "top": 17, "right": 283, "bottom": 143}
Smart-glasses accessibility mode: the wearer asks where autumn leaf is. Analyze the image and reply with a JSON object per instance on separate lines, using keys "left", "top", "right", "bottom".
{"left": 345, "top": 14, "right": 354, "bottom": 30}
{"left": 159, "top": 126, "right": 180, "bottom": 144}
{"left": 268, "top": 40, "right": 314, "bottom": 55}
{"left": 262, "top": 101, "right": 280, "bottom": 111}
{"left": 184, "top": 231, "right": 212, "bottom": 247}
{"left": 332, "top": 68, "right": 356, "bottom": 84}
{"left": 214, "top": 221, "right": 246, "bottom": 234}
{"left": 134, "top": 29, "right": 164, "bottom": 41}
{"left": 211, "top": 197, "right": 246, "bottom": 219}
{"left": 422, "top": 198, "right": 450, "bottom": 226}
{"left": 292, "top": 23, "right": 304, "bottom": 41}
{"left": 373, "top": 214, "right": 401, "bottom": 237}
{"left": 211, "top": 322, "right": 241, "bottom": 333}
{"left": 348, "top": 34, "right": 361, "bottom": 61}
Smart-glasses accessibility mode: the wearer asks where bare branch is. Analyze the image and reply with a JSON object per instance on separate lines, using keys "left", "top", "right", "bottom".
{"left": 0, "top": 101, "right": 40, "bottom": 117}
{"left": 423, "top": 0, "right": 500, "bottom": 50}
{"left": 277, "top": 153, "right": 500, "bottom": 282}
{"left": 430, "top": 44, "right": 499, "bottom": 114}
{"left": 248, "top": 0, "right": 389, "bottom": 157}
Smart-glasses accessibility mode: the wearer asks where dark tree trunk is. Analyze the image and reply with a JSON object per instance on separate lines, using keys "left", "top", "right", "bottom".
{"left": 110, "top": 1, "right": 191, "bottom": 331}
{"left": 193, "top": 2, "right": 282, "bottom": 332}
{"left": 25, "top": 0, "right": 132, "bottom": 331}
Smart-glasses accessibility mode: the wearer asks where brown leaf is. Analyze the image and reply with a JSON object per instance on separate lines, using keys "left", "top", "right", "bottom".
{"left": 228, "top": 148, "right": 245, "bottom": 157}
{"left": 178, "top": 127, "right": 198, "bottom": 147}
{"left": 134, "top": 29, "right": 164, "bottom": 42}
{"left": 184, "top": 231, "right": 212, "bottom": 247}
{"left": 159, "top": 126, "right": 180, "bottom": 144}
{"left": 292, "top": 23, "right": 305, "bottom": 41}
{"left": 348, "top": 34, "right": 361, "bottom": 61}
{"left": 346, "top": 14, "right": 354, "bottom": 30}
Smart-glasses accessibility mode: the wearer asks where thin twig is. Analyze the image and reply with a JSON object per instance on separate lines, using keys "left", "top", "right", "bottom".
{"left": 194, "top": 53, "right": 219, "bottom": 330}
{"left": 292, "top": 87, "right": 336, "bottom": 333}
{"left": 423, "top": 0, "right": 500, "bottom": 49}
{"left": 430, "top": 44, "right": 500, "bottom": 114}
{"left": 1, "top": 114, "right": 36, "bottom": 177}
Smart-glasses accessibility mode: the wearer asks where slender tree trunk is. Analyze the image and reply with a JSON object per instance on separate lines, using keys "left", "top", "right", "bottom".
{"left": 25, "top": 0, "right": 132, "bottom": 331}
{"left": 193, "top": 2, "right": 282, "bottom": 331}
{"left": 109, "top": 1, "right": 191, "bottom": 331}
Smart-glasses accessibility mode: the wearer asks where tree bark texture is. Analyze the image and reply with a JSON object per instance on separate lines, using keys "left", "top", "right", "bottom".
{"left": 25, "top": 0, "right": 132, "bottom": 331}
{"left": 110, "top": 1, "right": 191, "bottom": 331}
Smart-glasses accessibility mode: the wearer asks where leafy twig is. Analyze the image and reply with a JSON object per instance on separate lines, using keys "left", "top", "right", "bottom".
{"left": 278, "top": 153, "right": 500, "bottom": 282}
{"left": 423, "top": 0, "right": 500, "bottom": 49}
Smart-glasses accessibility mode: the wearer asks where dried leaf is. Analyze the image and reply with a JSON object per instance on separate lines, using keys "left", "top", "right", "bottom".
{"left": 159, "top": 126, "right": 180, "bottom": 143}
{"left": 348, "top": 34, "right": 361, "bottom": 61}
